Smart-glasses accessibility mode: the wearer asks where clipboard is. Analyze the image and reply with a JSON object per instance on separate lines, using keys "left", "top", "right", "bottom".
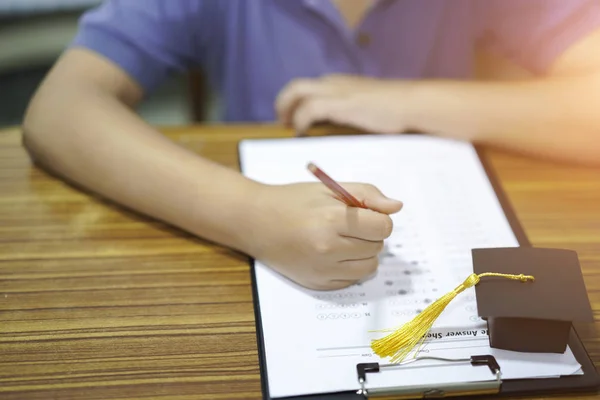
{"left": 238, "top": 138, "right": 600, "bottom": 400}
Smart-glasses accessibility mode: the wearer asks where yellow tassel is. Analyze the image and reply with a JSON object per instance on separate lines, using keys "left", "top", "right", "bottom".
{"left": 370, "top": 272, "right": 535, "bottom": 363}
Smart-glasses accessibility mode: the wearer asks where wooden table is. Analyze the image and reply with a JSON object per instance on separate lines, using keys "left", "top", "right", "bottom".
{"left": 1, "top": 124, "right": 600, "bottom": 400}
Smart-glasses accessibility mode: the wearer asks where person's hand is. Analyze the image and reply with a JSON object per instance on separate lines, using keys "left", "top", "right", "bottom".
{"left": 246, "top": 182, "right": 403, "bottom": 290}
{"left": 275, "top": 74, "right": 413, "bottom": 135}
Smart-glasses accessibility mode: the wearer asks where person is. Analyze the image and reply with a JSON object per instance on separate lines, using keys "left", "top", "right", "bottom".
{"left": 22, "top": 0, "right": 600, "bottom": 290}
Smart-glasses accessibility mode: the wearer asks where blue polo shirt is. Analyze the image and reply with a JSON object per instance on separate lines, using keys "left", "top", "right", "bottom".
{"left": 71, "top": 0, "right": 600, "bottom": 122}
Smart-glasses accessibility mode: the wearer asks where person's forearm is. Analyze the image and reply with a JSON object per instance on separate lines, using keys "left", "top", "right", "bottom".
{"left": 23, "top": 82, "right": 261, "bottom": 253}
{"left": 405, "top": 75, "right": 600, "bottom": 165}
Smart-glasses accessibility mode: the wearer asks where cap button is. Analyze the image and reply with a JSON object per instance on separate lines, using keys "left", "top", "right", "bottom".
{"left": 356, "top": 31, "right": 371, "bottom": 48}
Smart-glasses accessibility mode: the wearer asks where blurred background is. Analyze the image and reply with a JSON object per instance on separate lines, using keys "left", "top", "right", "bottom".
{"left": 0, "top": 0, "right": 216, "bottom": 130}
{"left": 0, "top": 1, "right": 523, "bottom": 132}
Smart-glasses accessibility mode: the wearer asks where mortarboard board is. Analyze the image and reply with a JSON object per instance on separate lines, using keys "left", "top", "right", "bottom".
{"left": 472, "top": 247, "right": 594, "bottom": 354}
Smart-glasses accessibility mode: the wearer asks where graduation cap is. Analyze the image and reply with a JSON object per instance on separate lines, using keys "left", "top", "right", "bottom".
{"left": 472, "top": 247, "right": 594, "bottom": 354}
{"left": 370, "top": 247, "right": 593, "bottom": 363}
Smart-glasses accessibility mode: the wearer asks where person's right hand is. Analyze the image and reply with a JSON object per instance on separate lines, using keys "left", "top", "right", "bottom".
{"left": 243, "top": 182, "right": 403, "bottom": 290}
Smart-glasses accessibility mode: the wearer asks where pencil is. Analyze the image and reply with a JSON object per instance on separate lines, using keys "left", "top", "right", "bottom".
{"left": 307, "top": 162, "right": 366, "bottom": 208}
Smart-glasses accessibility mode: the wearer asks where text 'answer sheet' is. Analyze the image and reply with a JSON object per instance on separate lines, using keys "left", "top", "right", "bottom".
{"left": 239, "top": 135, "right": 581, "bottom": 398}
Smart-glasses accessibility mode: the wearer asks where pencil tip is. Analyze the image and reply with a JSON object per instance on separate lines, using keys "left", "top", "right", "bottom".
{"left": 307, "top": 162, "right": 317, "bottom": 173}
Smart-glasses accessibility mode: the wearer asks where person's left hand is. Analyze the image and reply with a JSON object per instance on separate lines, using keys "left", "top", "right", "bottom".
{"left": 275, "top": 74, "right": 413, "bottom": 135}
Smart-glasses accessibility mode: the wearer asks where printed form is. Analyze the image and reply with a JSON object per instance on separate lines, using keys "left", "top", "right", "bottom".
{"left": 239, "top": 135, "right": 582, "bottom": 398}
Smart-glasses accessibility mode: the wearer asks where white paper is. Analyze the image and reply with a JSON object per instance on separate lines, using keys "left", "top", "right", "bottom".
{"left": 239, "top": 135, "right": 581, "bottom": 398}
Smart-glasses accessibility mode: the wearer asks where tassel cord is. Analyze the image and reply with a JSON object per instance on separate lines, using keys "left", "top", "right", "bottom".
{"left": 370, "top": 272, "right": 534, "bottom": 363}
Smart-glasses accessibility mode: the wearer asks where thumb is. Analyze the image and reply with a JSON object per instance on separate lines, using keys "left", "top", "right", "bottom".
{"left": 353, "top": 184, "right": 403, "bottom": 214}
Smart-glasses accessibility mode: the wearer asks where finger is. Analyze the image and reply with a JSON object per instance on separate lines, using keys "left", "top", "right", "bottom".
{"left": 336, "top": 256, "right": 379, "bottom": 280}
{"left": 322, "top": 74, "right": 354, "bottom": 82}
{"left": 337, "top": 236, "right": 384, "bottom": 260}
{"left": 292, "top": 96, "right": 349, "bottom": 135}
{"left": 316, "top": 256, "right": 379, "bottom": 282}
{"left": 338, "top": 207, "right": 395, "bottom": 241}
{"left": 305, "top": 256, "right": 379, "bottom": 290}
{"left": 275, "top": 78, "right": 328, "bottom": 125}
{"left": 305, "top": 279, "right": 359, "bottom": 291}
{"left": 345, "top": 183, "right": 403, "bottom": 214}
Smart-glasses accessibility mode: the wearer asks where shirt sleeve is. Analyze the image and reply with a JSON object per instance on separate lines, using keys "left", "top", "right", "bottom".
{"left": 69, "top": 0, "right": 208, "bottom": 94}
{"left": 476, "top": 0, "right": 600, "bottom": 74}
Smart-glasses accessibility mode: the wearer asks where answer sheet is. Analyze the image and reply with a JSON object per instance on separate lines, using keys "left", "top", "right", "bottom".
{"left": 239, "top": 135, "right": 581, "bottom": 398}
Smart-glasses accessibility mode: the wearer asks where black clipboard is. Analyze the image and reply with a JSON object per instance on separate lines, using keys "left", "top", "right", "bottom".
{"left": 238, "top": 138, "right": 600, "bottom": 399}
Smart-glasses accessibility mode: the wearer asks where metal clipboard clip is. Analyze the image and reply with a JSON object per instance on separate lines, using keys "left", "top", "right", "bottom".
{"left": 356, "top": 355, "right": 502, "bottom": 399}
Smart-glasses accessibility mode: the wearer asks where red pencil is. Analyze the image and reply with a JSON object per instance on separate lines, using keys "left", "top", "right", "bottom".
{"left": 307, "top": 162, "right": 366, "bottom": 208}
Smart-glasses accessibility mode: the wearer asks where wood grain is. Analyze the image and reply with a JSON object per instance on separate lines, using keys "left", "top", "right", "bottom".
{"left": 2, "top": 124, "right": 600, "bottom": 399}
